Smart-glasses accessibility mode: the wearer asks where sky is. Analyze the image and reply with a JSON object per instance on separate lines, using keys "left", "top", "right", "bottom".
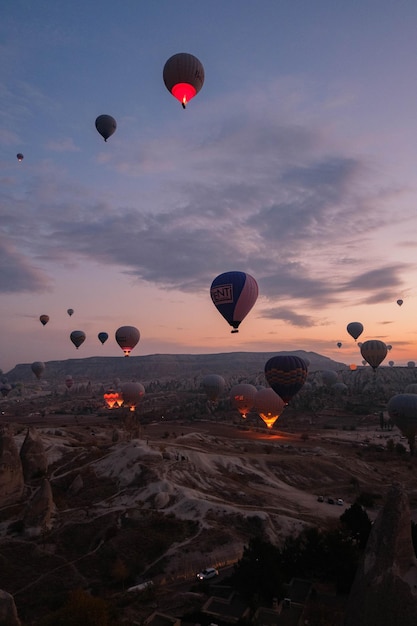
{"left": 2, "top": 0, "right": 417, "bottom": 373}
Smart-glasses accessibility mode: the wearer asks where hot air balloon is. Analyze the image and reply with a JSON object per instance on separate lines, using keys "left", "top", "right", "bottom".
{"left": 163, "top": 52, "right": 204, "bottom": 109}
{"left": 346, "top": 322, "right": 363, "bottom": 341}
{"left": 408, "top": 361, "right": 416, "bottom": 368}
{"left": 210, "top": 271, "right": 258, "bottom": 333}
{"left": 264, "top": 355, "right": 308, "bottom": 404}
{"left": 230, "top": 383, "right": 257, "bottom": 418}
{"left": 337, "top": 342, "right": 342, "bottom": 348}
{"left": 95, "top": 114, "right": 117, "bottom": 142}
{"left": 0, "top": 384, "right": 12, "bottom": 397}
{"left": 39, "top": 315, "right": 49, "bottom": 326}
{"left": 70, "top": 330, "right": 86, "bottom": 349}
{"left": 120, "top": 381, "right": 145, "bottom": 411}
{"left": 67, "top": 308, "right": 74, "bottom": 317}
{"left": 104, "top": 391, "right": 119, "bottom": 409}
{"left": 389, "top": 360, "right": 394, "bottom": 367}
{"left": 358, "top": 342, "right": 363, "bottom": 348}
{"left": 349, "top": 364, "right": 357, "bottom": 371}
{"left": 397, "top": 299, "right": 403, "bottom": 307}
{"left": 321, "top": 370, "right": 338, "bottom": 388}
{"left": 386, "top": 344, "right": 392, "bottom": 351}
{"left": 201, "top": 374, "right": 225, "bottom": 404}
{"left": 98, "top": 332, "right": 109, "bottom": 345}
{"left": 332, "top": 382, "right": 348, "bottom": 395}
{"left": 31, "top": 361, "right": 45, "bottom": 380}
{"left": 360, "top": 340, "right": 387, "bottom": 371}
{"left": 16, "top": 153, "right": 24, "bottom": 162}
{"left": 115, "top": 326, "right": 140, "bottom": 356}
{"left": 65, "top": 375, "right": 74, "bottom": 389}
{"left": 254, "top": 387, "right": 286, "bottom": 429}
{"left": 387, "top": 393, "right": 417, "bottom": 454}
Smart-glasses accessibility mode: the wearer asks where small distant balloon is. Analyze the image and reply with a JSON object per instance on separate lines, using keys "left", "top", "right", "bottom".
{"left": 397, "top": 299, "right": 403, "bottom": 307}
{"left": 386, "top": 344, "right": 392, "bottom": 351}
{"left": 98, "top": 332, "right": 109, "bottom": 345}
{"left": 67, "top": 308, "right": 74, "bottom": 317}
{"left": 349, "top": 364, "right": 357, "bottom": 371}
{"left": 70, "top": 330, "right": 86, "bottom": 349}
{"left": 95, "top": 115, "right": 117, "bottom": 142}
{"left": 163, "top": 52, "right": 204, "bottom": 109}
{"left": 16, "top": 153, "right": 24, "bottom": 162}
{"left": 389, "top": 360, "right": 394, "bottom": 367}
{"left": 408, "top": 361, "right": 416, "bottom": 368}
{"left": 337, "top": 342, "right": 342, "bottom": 348}
{"left": 346, "top": 322, "right": 364, "bottom": 341}
{"left": 39, "top": 315, "right": 49, "bottom": 326}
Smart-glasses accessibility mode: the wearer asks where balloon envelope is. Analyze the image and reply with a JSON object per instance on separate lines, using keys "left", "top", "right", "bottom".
{"left": 120, "top": 382, "right": 145, "bottom": 410}
{"left": 39, "top": 315, "right": 49, "bottom": 326}
{"left": 98, "top": 332, "right": 109, "bottom": 345}
{"left": 397, "top": 299, "right": 403, "bottom": 306}
{"left": 321, "top": 370, "right": 338, "bottom": 388}
{"left": 264, "top": 355, "right": 308, "bottom": 404}
{"left": 95, "top": 114, "right": 117, "bottom": 141}
{"left": 210, "top": 271, "right": 258, "bottom": 332}
{"left": 346, "top": 322, "right": 364, "bottom": 341}
{"left": 31, "top": 361, "right": 45, "bottom": 379}
{"left": 337, "top": 342, "right": 342, "bottom": 348}
{"left": 115, "top": 326, "right": 140, "bottom": 356}
{"left": 163, "top": 53, "right": 204, "bottom": 108}
{"left": 67, "top": 308, "right": 74, "bottom": 316}
{"left": 70, "top": 330, "right": 86, "bottom": 349}
{"left": 201, "top": 374, "right": 225, "bottom": 403}
{"left": 230, "top": 383, "right": 257, "bottom": 418}
{"left": 360, "top": 340, "right": 387, "bottom": 370}
{"left": 387, "top": 394, "right": 417, "bottom": 452}
{"left": 254, "top": 387, "right": 285, "bottom": 429}
{"left": 16, "top": 153, "right": 24, "bottom": 162}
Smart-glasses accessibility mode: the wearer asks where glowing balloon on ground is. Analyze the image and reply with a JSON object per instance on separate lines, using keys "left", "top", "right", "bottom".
{"left": 70, "top": 330, "right": 86, "bottom": 349}
{"left": 397, "top": 299, "right": 403, "bottom": 306}
{"left": 98, "top": 332, "right": 109, "bottom": 345}
{"left": 264, "top": 355, "right": 308, "bottom": 404}
{"left": 104, "top": 392, "right": 120, "bottom": 409}
{"left": 360, "top": 340, "right": 387, "bottom": 371}
{"left": 115, "top": 326, "right": 140, "bottom": 356}
{"left": 120, "top": 382, "right": 145, "bottom": 411}
{"left": 210, "top": 271, "right": 258, "bottom": 333}
{"left": 201, "top": 374, "right": 225, "bottom": 403}
{"left": 16, "top": 153, "right": 24, "bottom": 162}
{"left": 39, "top": 315, "right": 49, "bottom": 326}
{"left": 346, "top": 322, "right": 363, "bottom": 341}
{"left": 254, "top": 388, "right": 285, "bottom": 429}
{"left": 349, "top": 364, "right": 357, "bottom": 371}
{"left": 387, "top": 393, "right": 417, "bottom": 454}
{"left": 163, "top": 53, "right": 204, "bottom": 109}
{"left": 95, "top": 114, "right": 117, "bottom": 142}
{"left": 67, "top": 308, "right": 74, "bottom": 317}
{"left": 31, "top": 361, "right": 45, "bottom": 380}
{"left": 230, "top": 383, "right": 257, "bottom": 418}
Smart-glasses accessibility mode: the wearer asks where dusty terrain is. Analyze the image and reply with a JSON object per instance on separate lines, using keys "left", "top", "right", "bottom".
{"left": 1, "top": 407, "right": 416, "bottom": 624}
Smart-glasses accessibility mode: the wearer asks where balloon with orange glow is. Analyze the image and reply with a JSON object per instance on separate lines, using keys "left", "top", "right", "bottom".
{"left": 360, "top": 340, "right": 387, "bottom": 371}
{"left": 163, "top": 53, "right": 204, "bottom": 109}
{"left": 104, "top": 392, "right": 119, "bottom": 409}
{"left": 70, "top": 330, "right": 86, "bottom": 349}
{"left": 16, "top": 153, "right": 24, "bottom": 162}
{"left": 349, "top": 364, "right": 357, "bottom": 371}
{"left": 264, "top": 355, "right": 308, "bottom": 404}
{"left": 39, "top": 314, "right": 49, "bottom": 326}
{"left": 115, "top": 326, "right": 140, "bottom": 356}
{"left": 120, "top": 382, "right": 145, "bottom": 411}
{"left": 230, "top": 383, "right": 257, "bottom": 418}
{"left": 254, "top": 388, "right": 285, "bottom": 429}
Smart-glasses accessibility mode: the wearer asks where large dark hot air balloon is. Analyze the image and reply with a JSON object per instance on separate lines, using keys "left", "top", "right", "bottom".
{"left": 70, "top": 330, "right": 86, "bottom": 349}
{"left": 120, "top": 382, "right": 145, "bottom": 411}
{"left": 210, "top": 271, "right": 258, "bottom": 333}
{"left": 388, "top": 393, "right": 417, "bottom": 454}
{"left": 98, "top": 332, "right": 109, "bottom": 345}
{"left": 163, "top": 53, "right": 204, "bottom": 109}
{"left": 201, "top": 374, "right": 225, "bottom": 404}
{"left": 115, "top": 326, "right": 140, "bottom": 356}
{"left": 346, "top": 322, "right": 363, "bottom": 341}
{"left": 95, "top": 115, "right": 117, "bottom": 142}
{"left": 31, "top": 361, "right": 45, "bottom": 380}
{"left": 264, "top": 355, "right": 308, "bottom": 404}
{"left": 360, "top": 340, "right": 387, "bottom": 371}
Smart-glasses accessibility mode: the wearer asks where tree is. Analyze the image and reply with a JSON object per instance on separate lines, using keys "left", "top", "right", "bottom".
{"left": 340, "top": 502, "right": 372, "bottom": 549}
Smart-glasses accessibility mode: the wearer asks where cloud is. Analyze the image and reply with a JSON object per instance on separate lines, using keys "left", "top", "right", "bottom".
{"left": 0, "top": 237, "right": 51, "bottom": 293}
{"left": 44, "top": 138, "right": 80, "bottom": 152}
{"left": 258, "top": 307, "right": 320, "bottom": 327}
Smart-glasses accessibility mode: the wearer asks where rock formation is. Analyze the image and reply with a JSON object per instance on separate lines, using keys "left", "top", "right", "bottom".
{"left": 23, "top": 478, "right": 55, "bottom": 536}
{"left": 344, "top": 482, "right": 417, "bottom": 626}
{"left": 0, "top": 589, "right": 21, "bottom": 626}
{"left": 19, "top": 426, "right": 48, "bottom": 481}
{"left": 0, "top": 428, "right": 24, "bottom": 506}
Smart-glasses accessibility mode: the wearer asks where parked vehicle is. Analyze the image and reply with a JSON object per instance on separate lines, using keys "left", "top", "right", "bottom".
{"left": 196, "top": 567, "right": 219, "bottom": 581}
